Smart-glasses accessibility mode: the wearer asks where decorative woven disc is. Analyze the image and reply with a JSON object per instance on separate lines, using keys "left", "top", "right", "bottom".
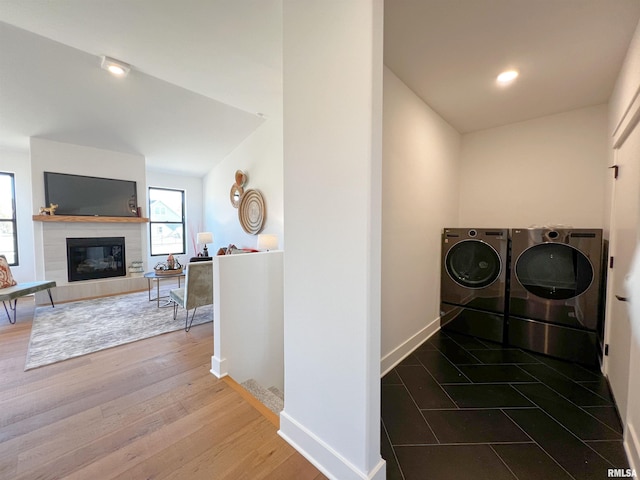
{"left": 230, "top": 184, "right": 244, "bottom": 208}
{"left": 235, "top": 170, "right": 247, "bottom": 187}
{"left": 238, "top": 189, "right": 265, "bottom": 235}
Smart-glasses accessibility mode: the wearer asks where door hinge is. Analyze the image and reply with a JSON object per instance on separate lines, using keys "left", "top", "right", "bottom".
{"left": 610, "top": 256, "right": 614, "bottom": 268}
{"left": 609, "top": 165, "right": 619, "bottom": 179}
{"left": 605, "top": 344, "right": 609, "bottom": 356}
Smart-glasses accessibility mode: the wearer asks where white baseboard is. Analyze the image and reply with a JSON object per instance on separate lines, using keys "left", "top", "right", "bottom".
{"left": 279, "top": 411, "right": 386, "bottom": 480}
{"left": 210, "top": 355, "right": 227, "bottom": 378}
{"left": 380, "top": 317, "right": 440, "bottom": 376}
{"left": 625, "top": 421, "right": 640, "bottom": 473}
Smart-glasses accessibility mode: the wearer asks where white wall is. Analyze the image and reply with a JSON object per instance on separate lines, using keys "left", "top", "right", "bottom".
{"left": 281, "top": 1, "right": 384, "bottom": 479}
{"left": 211, "top": 251, "right": 284, "bottom": 392}
{"left": 202, "top": 115, "right": 283, "bottom": 252}
{"left": 381, "top": 67, "right": 461, "bottom": 371}
{"left": 459, "top": 105, "right": 609, "bottom": 228}
{"left": 0, "top": 148, "right": 36, "bottom": 283}
{"left": 146, "top": 170, "right": 204, "bottom": 266}
{"left": 202, "top": 0, "right": 283, "bottom": 253}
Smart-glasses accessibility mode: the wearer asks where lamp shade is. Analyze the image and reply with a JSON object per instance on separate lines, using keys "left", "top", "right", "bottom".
{"left": 257, "top": 234, "right": 278, "bottom": 251}
{"left": 197, "top": 232, "right": 213, "bottom": 245}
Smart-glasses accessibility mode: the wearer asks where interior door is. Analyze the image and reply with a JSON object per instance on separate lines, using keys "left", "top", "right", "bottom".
{"left": 605, "top": 122, "right": 640, "bottom": 422}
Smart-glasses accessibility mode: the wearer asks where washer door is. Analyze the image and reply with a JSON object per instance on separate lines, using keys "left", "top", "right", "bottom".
{"left": 515, "top": 243, "right": 593, "bottom": 300}
{"left": 445, "top": 240, "right": 501, "bottom": 289}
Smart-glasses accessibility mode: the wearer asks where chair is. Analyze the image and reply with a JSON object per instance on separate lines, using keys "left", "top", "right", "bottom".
{"left": 170, "top": 261, "right": 213, "bottom": 332}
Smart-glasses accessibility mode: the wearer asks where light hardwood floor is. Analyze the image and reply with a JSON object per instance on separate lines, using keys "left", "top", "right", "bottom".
{"left": 0, "top": 296, "right": 326, "bottom": 480}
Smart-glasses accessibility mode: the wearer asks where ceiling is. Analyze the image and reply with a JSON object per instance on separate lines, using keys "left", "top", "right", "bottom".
{"left": 0, "top": 0, "right": 282, "bottom": 176}
{"left": 385, "top": 0, "right": 640, "bottom": 133}
{"left": 0, "top": 1, "right": 639, "bottom": 176}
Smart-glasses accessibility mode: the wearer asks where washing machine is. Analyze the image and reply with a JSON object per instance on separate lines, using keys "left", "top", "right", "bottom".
{"left": 440, "top": 228, "right": 509, "bottom": 343}
{"left": 508, "top": 228, "right": 604, "bottom": 366}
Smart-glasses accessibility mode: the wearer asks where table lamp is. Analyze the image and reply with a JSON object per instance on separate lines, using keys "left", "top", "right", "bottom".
{"left": 257, "top": 234, "right": 278, "bottom": 251}
{"left": 197, "top": 232, "right": 213, "bottom": 257}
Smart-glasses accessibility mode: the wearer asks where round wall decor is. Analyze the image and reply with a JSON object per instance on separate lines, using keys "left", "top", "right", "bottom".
{"left": 238, "top": 189, "right": 266, "bottom": 234}
{"left": 235, "top": 170, "right": 247, "bottom": 187}
{"left": 230, "top": 184, "right": 244, "bottom": 208}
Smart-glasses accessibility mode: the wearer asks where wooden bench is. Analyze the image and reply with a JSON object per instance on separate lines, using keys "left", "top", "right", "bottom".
{"left": 0, "top": 281, "right": 56, "bottom": 324}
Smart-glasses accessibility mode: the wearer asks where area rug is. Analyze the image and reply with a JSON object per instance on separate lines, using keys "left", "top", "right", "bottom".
{"left": 25, "top": 289, "right": 213, "bottom": 370}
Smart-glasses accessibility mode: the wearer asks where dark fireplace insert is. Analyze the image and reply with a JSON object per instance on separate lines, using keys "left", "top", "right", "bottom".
{"left": 66, "top": 237, "right": 126, "bottom": 282}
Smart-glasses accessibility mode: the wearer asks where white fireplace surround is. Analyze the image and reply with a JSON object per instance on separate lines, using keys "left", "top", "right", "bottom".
{"left": 36, "top": 222, "right": 147, "bottom": 304}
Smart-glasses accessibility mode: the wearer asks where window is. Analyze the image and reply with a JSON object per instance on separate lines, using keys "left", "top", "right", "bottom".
{"left": 0, "top": 172, "right": 18, "bottom": 265}
{"left": 149, "top": 187, "right": 185, "bottom": 256}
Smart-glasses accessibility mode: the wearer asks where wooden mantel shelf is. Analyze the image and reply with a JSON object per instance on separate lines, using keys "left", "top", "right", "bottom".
{"left": 33, "top": 215, "right": 149, "bottom": 223}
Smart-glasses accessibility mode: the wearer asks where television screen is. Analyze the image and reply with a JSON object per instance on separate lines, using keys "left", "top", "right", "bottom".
{"left": 44, "top": 172, "right": 138, "bottom": 217}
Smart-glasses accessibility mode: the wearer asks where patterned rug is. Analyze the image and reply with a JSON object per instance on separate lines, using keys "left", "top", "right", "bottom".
{"left": 25, "top": 289, "right": 213, "bottom": 370}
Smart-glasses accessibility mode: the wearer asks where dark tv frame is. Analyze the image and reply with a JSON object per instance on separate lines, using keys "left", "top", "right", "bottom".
{"left": 44, "top": 172, "right": 138, "bottom": 217}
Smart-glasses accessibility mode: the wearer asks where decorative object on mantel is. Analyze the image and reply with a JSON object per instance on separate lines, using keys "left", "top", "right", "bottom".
{"left": 128, "top": 260, "right": 144, "bottom": 277}
{"left": 257, "top": 234, "right": 278, "bottom": 251}
{"left": 197, "top": 232, "right": 213, "bottom": 257}
{"left": 239, "top": 189, "right": 266, "bottom": 235}
{"left": 230, "top": 169, "right": 248, "bottom": 208}
{"left": 38, "top": 203, "right": 58, "bottom": 215}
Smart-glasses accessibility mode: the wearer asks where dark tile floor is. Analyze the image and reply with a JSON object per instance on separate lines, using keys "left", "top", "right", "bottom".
{"left": 381, "top": 329, "right": 630, "bottom": 480}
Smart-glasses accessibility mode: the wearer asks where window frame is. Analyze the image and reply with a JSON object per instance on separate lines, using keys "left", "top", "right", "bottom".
{"left": 148, "top": 187, "right": 186, "bottom": 257}
{"left": 0, "top": 172, "right": 18, "bottom": 266}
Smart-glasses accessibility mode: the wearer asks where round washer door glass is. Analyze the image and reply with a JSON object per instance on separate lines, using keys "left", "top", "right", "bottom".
{"left": 515, "top": 243, "right": 593, "bottom": 300}
{"left": 446, "top": 240, "right": 501, "bottom": 289}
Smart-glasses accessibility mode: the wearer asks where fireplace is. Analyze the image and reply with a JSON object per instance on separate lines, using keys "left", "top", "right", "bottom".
{"left": 66, "top": 237, "right": 126, "bottom": 282}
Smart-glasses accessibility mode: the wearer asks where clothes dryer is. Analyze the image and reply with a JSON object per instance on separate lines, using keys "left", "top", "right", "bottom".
{"left": 440, "top": 228, "right": 509, "bottom": 343}
{"left": 508, "top": 228, "right": 604, "bottom": 366}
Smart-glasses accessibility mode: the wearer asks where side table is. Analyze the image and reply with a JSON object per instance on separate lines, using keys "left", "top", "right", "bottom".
{"left": 144, "top": 271, "right": 186, "bottom": 307}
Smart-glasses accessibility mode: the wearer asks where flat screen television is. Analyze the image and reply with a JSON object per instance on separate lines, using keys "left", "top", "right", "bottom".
{"left": 44, "top": 172, "right": 138, "bottom": 217}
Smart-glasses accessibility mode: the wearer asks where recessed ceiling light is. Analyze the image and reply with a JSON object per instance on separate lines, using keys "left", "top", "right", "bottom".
{"left": 107, "top": 65, "right": 126, "bottom": 75}
{"left": 100, "top": 56, "right": 131, "bottom": 77}
{"left": 497, "top": 70, "right": 519, "bottom": 84}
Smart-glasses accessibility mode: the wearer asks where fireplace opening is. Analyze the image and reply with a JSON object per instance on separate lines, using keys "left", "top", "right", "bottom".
{"left": 66, "top": 237, "right": 126, "bottom": 282}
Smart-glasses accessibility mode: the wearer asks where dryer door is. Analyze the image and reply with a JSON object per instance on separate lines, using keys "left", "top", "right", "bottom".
{"left": 514, "top": 243, "right": 593, "bottom": 300}
{"left": 446, "top": 240, "right": 501, "bottom": 289}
